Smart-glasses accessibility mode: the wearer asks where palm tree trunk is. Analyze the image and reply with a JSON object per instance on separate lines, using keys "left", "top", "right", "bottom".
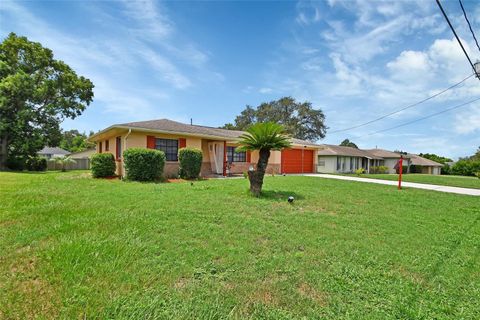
{"left": 248, "top": 148, "right": 270, "bottom": 196}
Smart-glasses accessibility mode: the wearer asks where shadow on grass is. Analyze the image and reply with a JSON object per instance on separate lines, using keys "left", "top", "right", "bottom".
{"left": 0, "top": 170, "right": 47, "bottom": 174}
{"left": 260, "top": 190, "right": 305, "bottom": 201}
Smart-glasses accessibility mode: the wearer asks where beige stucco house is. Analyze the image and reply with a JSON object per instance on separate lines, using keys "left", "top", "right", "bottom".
{"left": 88, "top": 119, "right": 323, "bottom": 177}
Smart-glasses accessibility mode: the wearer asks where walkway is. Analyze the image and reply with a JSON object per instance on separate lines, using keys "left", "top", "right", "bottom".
{"left": 303, "top": 174, "right": 480, "bottom": 196}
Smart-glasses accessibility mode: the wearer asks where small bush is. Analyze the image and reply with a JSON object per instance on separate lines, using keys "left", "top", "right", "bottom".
{"left": 91, "top": 153, "right": 116, "bottom": 178}
{"left": 123, "top": 148, "right": 165, "bottom": 181}
{"left": 370, "top": 166, "right": 389, "bottom": 174}
{"left": 26, "top": 156, "right": 47, "bottom": 171}
{"left": 178, "top": 147, "right": 203, "bottom": 179}
{"left": 475, "top": 172, "right": 480, "bottom": 179}
{"left": 355, "top": 168, "right": 365, "bottom": 176}
{"left": 6, "top": 156, "right": 25, "bottom": 171}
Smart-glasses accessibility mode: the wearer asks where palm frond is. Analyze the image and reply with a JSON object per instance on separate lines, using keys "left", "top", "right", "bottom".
{"left": 236, "top": 122, "right": 292, "bottom": 152}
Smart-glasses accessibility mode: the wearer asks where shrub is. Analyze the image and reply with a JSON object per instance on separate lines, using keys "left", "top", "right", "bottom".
{"left": 441, "top": 164, "right": 451, "bottom": 175}
{"left": 451, "top": 159, "right": 480, "bottom": 176}
{"left": 355, "top": 168, "right": 365, "bottom": 176}
{"left": 475, "top": 172, "right": 480, "bottom": 179}
{"left": 178, "top": 148, "right": 203, "bottom": 179}
{"left": 91, "top": 153, "right": 116, "bottom": 178}
{"left": 370, "top": 166, "right": 389, "bottom": 174}
{"left": 123, "top": 148, "right": 165, "bottom": 181}
{"left": 26, "top": 156, "right": 47, "bottom": 171}
{"left": 6, "top": 156, "right": 25, "bottom": 171}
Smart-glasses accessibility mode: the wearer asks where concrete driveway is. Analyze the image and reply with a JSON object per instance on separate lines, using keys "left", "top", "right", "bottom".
{"left": 303, "top": 174, "right": 480, "bottom": 196}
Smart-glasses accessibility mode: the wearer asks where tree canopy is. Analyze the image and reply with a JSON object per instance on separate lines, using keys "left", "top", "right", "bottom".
{"left": 339, "top": 139, "right": 358, "bottom": 149}
{"left": 418, "top": 153, "right": 453, "bottom": 164}
{"left": 0, "top": 32, "right": 94, "bottom": 168}
{"left": 59, "top": 130, "right": 95, "bottom": 153}
{"left": 222, "top": 97, "right": 327, "bottom": 142}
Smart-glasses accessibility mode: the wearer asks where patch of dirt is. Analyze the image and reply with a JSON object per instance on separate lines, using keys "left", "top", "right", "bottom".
{"left": 397, "top": 266, "right": 426, "bottom": 286}
{"left": 8, "top": 254, "right": 60, "bottom": 319}
{"left": 298, "top": 282, "right": 328, "bottom": 306}
{"left": 249, "top": 288, "right": 277, "bottom": 306}
{"left": 0, "top": 220, "right": 18, "bottom": 227}
{"left": 173, "top": 277, "right": 191, "bottom": 290}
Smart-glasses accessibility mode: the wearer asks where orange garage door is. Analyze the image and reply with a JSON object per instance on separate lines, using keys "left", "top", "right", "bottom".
{"left": 281, "top": 149, "right": 314, "bottom": 174}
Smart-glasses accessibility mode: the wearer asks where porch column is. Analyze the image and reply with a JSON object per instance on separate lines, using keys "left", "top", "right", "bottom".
{"left": 223, "top": 140, "right": 227, "bottom": 176}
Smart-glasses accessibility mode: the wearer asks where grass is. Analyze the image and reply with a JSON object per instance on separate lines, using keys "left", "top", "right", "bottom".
{"left": 1, "top": 171, "right": 479, "bottom": 319}
{"left": 343, "top": 173, "right": 480, "bottom": 189}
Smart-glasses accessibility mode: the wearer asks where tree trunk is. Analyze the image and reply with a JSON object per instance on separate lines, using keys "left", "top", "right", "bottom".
{"left": 0, "top": 135, "right": 7, "bottom": 170}
{"left": 248, "top": 148, "right": 270, "bottom": 197}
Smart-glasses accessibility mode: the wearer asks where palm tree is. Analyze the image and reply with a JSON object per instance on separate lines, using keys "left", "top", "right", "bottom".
{"left": 50, "top": 156, "right": 76, "bottom": 172}
{"left": 236, "top": 122, "right": 291, "bottom": 196}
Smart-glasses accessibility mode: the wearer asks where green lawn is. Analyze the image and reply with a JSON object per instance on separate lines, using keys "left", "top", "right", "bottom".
{"left": 344, "top": 173, "right": 480, "bottom": 189}
{"left": 1, "top": 171, "right": 479, "bottom": 319}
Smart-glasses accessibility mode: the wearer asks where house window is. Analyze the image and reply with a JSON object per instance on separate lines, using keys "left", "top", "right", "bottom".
{"left": 226, "top": 146, "right": 246, "bottom": 163}
{"left": 105, "top": 140, "right": 109, "bottom": 151}
{"left": 336, "top": 157, "right": 341, "bottom": 171}
{"left": 99, "top": 141, "right": 102, "bottom": 153}
{"left": 155, "top": 138, "right": 178, "bottom": 161}
{"left": 116, "top": 137, "right": 122, "bottom": 160}
{"left": 350, "top": 157, "right": 353, "bottom": 171}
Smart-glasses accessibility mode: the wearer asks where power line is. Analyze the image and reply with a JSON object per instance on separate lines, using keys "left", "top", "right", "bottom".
{"left": 458, "top": 0, "right": 480, "bottom": 53}
{"left": 436, "top": 0, "right": 477, "bottom": 72}
{"left": 358, "top": 96, "right": 480, "bottom": 138}
{"left": 328, "top": 74, "right": 474, "bottom": 134}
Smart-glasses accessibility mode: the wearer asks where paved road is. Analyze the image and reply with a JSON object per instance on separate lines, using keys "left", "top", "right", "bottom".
{"left": 303, "top": 174, "right": 480, "bottom": 196}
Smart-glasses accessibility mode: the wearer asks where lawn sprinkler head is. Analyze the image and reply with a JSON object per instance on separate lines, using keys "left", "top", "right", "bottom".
{"left": 288, "top": 196, "right": 294, "bottom": 203}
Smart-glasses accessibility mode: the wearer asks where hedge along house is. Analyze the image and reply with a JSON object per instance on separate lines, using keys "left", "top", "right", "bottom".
{"left": 88, "top": 119, "right": 323, "bottom": 177}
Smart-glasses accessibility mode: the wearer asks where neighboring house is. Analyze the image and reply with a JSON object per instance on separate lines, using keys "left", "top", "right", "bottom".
{"left": 317, "top": 146, "right": 442, "bottom": 175}
{"left": 406, "top": 153, "right": 443, "bottom": 175}
{"left": 365, "top": 149, "right": 405, "bottom": 174}
{"left": 69, "top": 148, "right": 96, "bottom": 159}
{"left": 88, "top": 118, "right": 323, "bottom": 177}
{"left": 37, "top": 147, "right": 71, "bottom": 159}
{"left": 317, "top": 145, "right": 387, "bottom": 174}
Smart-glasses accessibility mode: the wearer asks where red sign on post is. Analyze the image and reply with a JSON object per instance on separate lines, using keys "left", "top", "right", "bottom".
{"left": 398, "top": 155, "right": 403, "bottom": 190}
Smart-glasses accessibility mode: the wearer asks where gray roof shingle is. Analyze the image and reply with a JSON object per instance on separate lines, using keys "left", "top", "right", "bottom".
{"left": 37, "top": 147, "right": 70, "bottom": 155}
{"left": 117, "top": 118, "right": 322, "bottom": 147}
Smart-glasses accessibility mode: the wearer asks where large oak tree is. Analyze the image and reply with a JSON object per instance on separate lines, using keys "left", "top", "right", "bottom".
{"left": 223, "top": 97, "right": 327, "bottom": 142}
{"left": 0, "top": 33, "right": 94, "bottom": 168}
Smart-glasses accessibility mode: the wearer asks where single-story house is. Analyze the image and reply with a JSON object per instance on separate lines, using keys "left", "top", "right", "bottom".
{"left": 69, "top": 148, "right": 96, "bottom": 159}
{"left": 88, "top": 119, "right": 323, "bottom": 177}
{"left": 37, "top": 147, "right": 71, "bottom": 159}
{"left": 406, "top": 153, "right": 443, "bottom": 175}
{"left": 317, "top": 145, "right": 387, "bottom": 174}
{"left": 317, "top": 146, "right": 442, "bottom": 175}
{"left": 365, "top": 149, "right": 406, "bottom": 174}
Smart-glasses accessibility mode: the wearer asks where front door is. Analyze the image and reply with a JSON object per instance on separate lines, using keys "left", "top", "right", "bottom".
{"left": 208, "top": 142, "right": 224, "bottom": 174}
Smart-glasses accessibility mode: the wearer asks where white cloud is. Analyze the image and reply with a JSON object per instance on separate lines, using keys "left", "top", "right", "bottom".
{"left": 259, "top": 87, "right": 273, "bottom": 94}
{"left": 454, "top": 104, "right": 480, "bottom": 134}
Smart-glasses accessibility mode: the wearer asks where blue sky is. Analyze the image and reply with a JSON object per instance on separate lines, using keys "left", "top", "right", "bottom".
{"left": 1, "top": 0, "right": 480, "bottom": 159}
